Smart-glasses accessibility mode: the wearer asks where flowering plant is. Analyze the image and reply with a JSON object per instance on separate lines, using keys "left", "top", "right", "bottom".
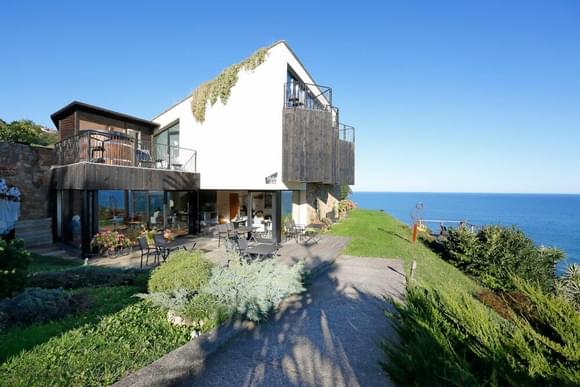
{"left": 0, "top": 179, "right": 21, "bottom": 202}
{"left": 90, "top": 231, "right": 131, "bottom": 254}
{"left": 337, "top": 199, "right": 356, "bottom": 213}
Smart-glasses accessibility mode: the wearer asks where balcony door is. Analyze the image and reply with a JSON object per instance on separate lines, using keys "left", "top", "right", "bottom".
{"left": 154, "top": 122, "right": 179, "bottom": 169}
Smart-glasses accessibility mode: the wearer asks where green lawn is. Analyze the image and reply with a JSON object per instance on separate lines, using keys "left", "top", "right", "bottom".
{"left": 0, "top": 285, "right": 140, "bottom": 363}
{"left": 27, "top": 253, "right": 82, "bottom": 273}
{"left": 330, "top": 209, "right": 479, "bottom": 292}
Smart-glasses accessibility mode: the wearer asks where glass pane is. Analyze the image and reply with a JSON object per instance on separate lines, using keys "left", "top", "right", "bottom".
{"left": 61, "top": 190, "right": 82, "bottom": 248}
{"left": 167, "top": 191, "right": 189, "bottom": 236}
{"left": 131, "top": 191, "right": 147, "bottom": 225}
{"left": 148, "top": 191, "right": 164, "bottom": 229}
{"left": 98, "top": 190, "right": 127, "bottom": 232}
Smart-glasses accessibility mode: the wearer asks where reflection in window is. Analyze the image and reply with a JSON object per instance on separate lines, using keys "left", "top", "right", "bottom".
{"left": 154, "top": 122, "right": 179, "bottom": 169}
{"left": 98, "top": 190, "right": 128, "bottom": 232}
{"left": 148, "top": 191, "right": 164, "bottom": 229}
{"left": 167, "top": 191, "right": 189, "bottom": 236}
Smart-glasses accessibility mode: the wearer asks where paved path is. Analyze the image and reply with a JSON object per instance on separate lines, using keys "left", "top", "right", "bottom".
{"left": 179, "top": 255, "right": 405, "bottom": 387}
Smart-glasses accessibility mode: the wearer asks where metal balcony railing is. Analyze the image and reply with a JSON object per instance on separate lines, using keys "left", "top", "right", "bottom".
{"left": 54, "top": 130, "right": 197, "bottom": 172}
{"left": 339, "top": 124, "right": 355, "bottom": 143}
{"left": 284, "top": 80, "right": 333, "bottom": 111}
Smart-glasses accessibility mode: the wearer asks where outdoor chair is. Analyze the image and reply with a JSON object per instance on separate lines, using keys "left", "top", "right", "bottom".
{"left": 135, "top": 149, "right": 154, "bottom": 168}
{"left": 301, "top": 224, "right": 323, "bottom": 245}
{"left": 217, "top": 223, "right": 230, "bottom": 247}
{"left": 285, "top": 219, "right": 306, "bottom": 243}
{"left": 153, "top": 234, "right": 186, "bottom": 263}
{"left": 138, "top": 236, "right": 158, "bottom": 268}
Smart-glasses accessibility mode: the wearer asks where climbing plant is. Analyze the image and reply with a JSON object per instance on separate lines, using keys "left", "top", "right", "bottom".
{"left": 190, "top": 47, "right": 269, "bottom": 123}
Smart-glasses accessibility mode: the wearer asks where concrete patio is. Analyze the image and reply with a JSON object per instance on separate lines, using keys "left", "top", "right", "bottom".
{"left": 88, "top": 234, "right": 351, "bottom": 273}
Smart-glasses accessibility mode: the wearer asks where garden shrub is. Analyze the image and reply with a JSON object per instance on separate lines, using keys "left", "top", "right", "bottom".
{"left": 181, "top": 293, "right": 232, "bottom": 332}
{"left": 135, "top": 288, "right": 197, "bottom": 311}
{"left": 382, "top": 280, "right": 580, "bottom": 386}
{"left": 0, "top": 239, "right": 30, "bottom": 298}
{"left": 0, "top": 287, "right": 89, "bottom": 331}
{"left": 29, "top": 266, "right": 144, "bottom": 290}
{"left": 148, "top": 250, "right": 214, "bottom": 293}
{"left": 443, "top": 225, "right": 563, "bottom": 291}
{"left": 557, "top": 263, "right": 580, "bottom": 311}
{"left": 203, "top": 256, "right": 304, "bottom": 321}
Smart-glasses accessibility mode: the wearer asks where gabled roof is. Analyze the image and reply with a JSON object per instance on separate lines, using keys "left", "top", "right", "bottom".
{"left": 51, "top": 101, "right": 159, "bottom": 130}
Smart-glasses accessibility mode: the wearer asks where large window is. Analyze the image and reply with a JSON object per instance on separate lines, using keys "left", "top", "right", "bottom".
{"left": 98, "top": 190, "right": 128, "bottom": 232}
{"left": 154, "top": 122, "right": 179, "bottom": 169}
{"left": 286, "top": 71, "right": 326, "bottom": 111}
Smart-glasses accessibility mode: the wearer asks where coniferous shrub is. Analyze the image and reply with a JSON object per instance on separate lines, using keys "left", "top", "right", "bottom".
{"left": 0, "top": 287, "right": 89, "bottom": 330}
{"left": 557, "top": 264, "right": 580, "bottom": 311}
{"left": 382, "top": 280, "right": 580, "bottom": 386}
{"left": 0, "top": 239, "right": 30, "bottom": 298}
{"left": 181, "top": 293, "right": 232, "bottom": 332}
{"left": 203, "top": 256, "right": 305, "bottom": 321}
{"left": 148, "top": 250, "right": 214, "bottom": 293}
{"left": 443, "top": 225, "right": 563, "bottom": 292}
{"left": 135, "top": 288, "right": 197, "bottom": 311}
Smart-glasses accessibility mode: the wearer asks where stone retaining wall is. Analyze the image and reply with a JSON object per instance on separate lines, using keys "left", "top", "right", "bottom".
{"left": 0, "top": 142, "right": 55, "bottom": 220}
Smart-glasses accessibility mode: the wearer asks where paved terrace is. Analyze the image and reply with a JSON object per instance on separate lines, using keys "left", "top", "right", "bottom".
{"left": 89, "top": 235, "right": 351, "bottom": 273}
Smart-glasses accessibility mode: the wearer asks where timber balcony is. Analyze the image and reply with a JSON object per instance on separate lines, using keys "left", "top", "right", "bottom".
{"left": 54, "top": 130, "right": 197, "bottom": 173}
{"left": 282, "top": 81, "right": 355, "bottom": 185}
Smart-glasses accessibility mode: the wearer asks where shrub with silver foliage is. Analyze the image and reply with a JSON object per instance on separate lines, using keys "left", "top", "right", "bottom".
{"left": 203, "top": 255, "right": 305, "bottom": 321}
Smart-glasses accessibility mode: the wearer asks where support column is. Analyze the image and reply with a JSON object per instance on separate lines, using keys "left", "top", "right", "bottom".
{"left": 81, "top": 190, "right": 90, "bottom": 257}
{"left": 272, "top": 191, "right": 282, "bottom": 243}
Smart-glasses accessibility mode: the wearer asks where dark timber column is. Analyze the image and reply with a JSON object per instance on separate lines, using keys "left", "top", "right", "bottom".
{"left": 81, "top": 190, "right": 91, "bottom": 258}
{"left": 272, "top": 191, "right": 282, "bottom": 243}
{"left": 246, "top": 193, "right": 253, "bottom": 227}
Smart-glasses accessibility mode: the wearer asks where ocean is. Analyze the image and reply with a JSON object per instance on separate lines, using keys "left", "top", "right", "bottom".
{"left": 351, "top": 192, "right": 580, "bottom": 271}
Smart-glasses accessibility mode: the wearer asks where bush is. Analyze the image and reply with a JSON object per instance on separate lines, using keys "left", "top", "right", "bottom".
{"left": 148, "top": 250, "right": 214, "bottom": 293}
{"left": 135, "top": 288, "right": 197, "bottom": 311}
{"left": 443, "top": 225, "right": 563, "bottom": 292}
{"left": 203, "top": 256, "right": 304, "bottom": 321}
{"left": 0, "top": 288, "right": 89, "bottom": 331}
{"left": 181, "top": 293, "right": 232, "bottom": 332}
{"left": 0, "top": 239, "right": 30, "bottom": 298}
{"left": 557, "top": 263, "right": 580, "bottom": 311}
{"left": 29, "top": 266, "right": 144, "bottom": 290}
{"left": 382, "top": 280, "right": 580, "bottom": 386}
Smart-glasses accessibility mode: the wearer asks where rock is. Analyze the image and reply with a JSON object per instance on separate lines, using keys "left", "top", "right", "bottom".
{"left": 190, "top": 330, "right": 201, "bottom": 339}
{"left": 166, "top": 310, "right": 193, "bottom": 327}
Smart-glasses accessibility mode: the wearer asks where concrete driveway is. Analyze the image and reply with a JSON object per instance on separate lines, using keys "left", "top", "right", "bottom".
{"left": 179, "top": 255, "right": 405, "bottom": 387}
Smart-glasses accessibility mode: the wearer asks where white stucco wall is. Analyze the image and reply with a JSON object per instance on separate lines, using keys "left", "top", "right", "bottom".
{"left": 153, "top": 41, "right": 328, "bottom": 192}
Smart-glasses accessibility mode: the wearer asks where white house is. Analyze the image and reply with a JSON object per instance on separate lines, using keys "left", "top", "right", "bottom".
{"left": 153, "top": 40, "right": 355, "bottom": 241}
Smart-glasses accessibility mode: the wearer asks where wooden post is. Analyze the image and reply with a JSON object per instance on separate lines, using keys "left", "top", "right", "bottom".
{"left": 410, "top": 260, "right": 417, "bottom": 280}
{"left": 412, "top": 223, "right": 418, "bottom": 243}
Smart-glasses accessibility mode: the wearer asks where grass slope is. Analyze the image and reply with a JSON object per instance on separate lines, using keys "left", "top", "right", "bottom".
{"left": 0, "top": 286, "right": 140, "bottom": 363}
{"left": 330, "top": 209, "right": 479, "bottom": 292}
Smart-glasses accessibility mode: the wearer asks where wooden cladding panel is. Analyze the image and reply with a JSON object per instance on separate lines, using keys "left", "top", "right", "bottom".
{"left": 58, "top": 114, "right": 75, "bottom": 140}
{"left": 283, "top": 108, "right": 335, "bottom": 184}
{"left": 51, "top": 163, "right": 200, "bottom": 191}
{"left": 283, "top": 108, "right": 354, "bottom": 185}
{"left": 337, "top": 140, "right": 355, "bottom": 185}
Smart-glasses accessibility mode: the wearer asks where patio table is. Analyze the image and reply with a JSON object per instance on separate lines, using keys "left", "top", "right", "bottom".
{"left": 233, "top": 225, "right": 259, "bottom": 240}
{"left": 245, "top": 243, "right": 279, "bottom": 259}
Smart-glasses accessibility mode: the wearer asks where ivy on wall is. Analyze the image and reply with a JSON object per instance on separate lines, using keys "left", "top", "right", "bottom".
{"left": 190, "top": 47, "right": 269, "bottom": 123}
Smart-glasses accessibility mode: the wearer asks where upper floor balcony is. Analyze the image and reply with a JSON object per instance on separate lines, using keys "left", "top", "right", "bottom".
{"left": 282, "top": 80, "right": 355, "bottom": 185}
{"left": 54, "top": 130, "right": 197, "bottom": 173}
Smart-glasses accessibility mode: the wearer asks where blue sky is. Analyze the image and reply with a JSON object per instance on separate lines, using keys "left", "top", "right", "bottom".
{"left": 2, "top": 1, "right": 579, "bottom": 193}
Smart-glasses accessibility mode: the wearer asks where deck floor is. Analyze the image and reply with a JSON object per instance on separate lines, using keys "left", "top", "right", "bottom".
{"left": 89, "top": 234, "right": 351, "bottom": 273}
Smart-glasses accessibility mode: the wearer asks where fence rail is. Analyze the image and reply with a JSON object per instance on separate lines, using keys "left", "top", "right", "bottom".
{"left": 54, "top": 130, "right": 197, "bottom": 172}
